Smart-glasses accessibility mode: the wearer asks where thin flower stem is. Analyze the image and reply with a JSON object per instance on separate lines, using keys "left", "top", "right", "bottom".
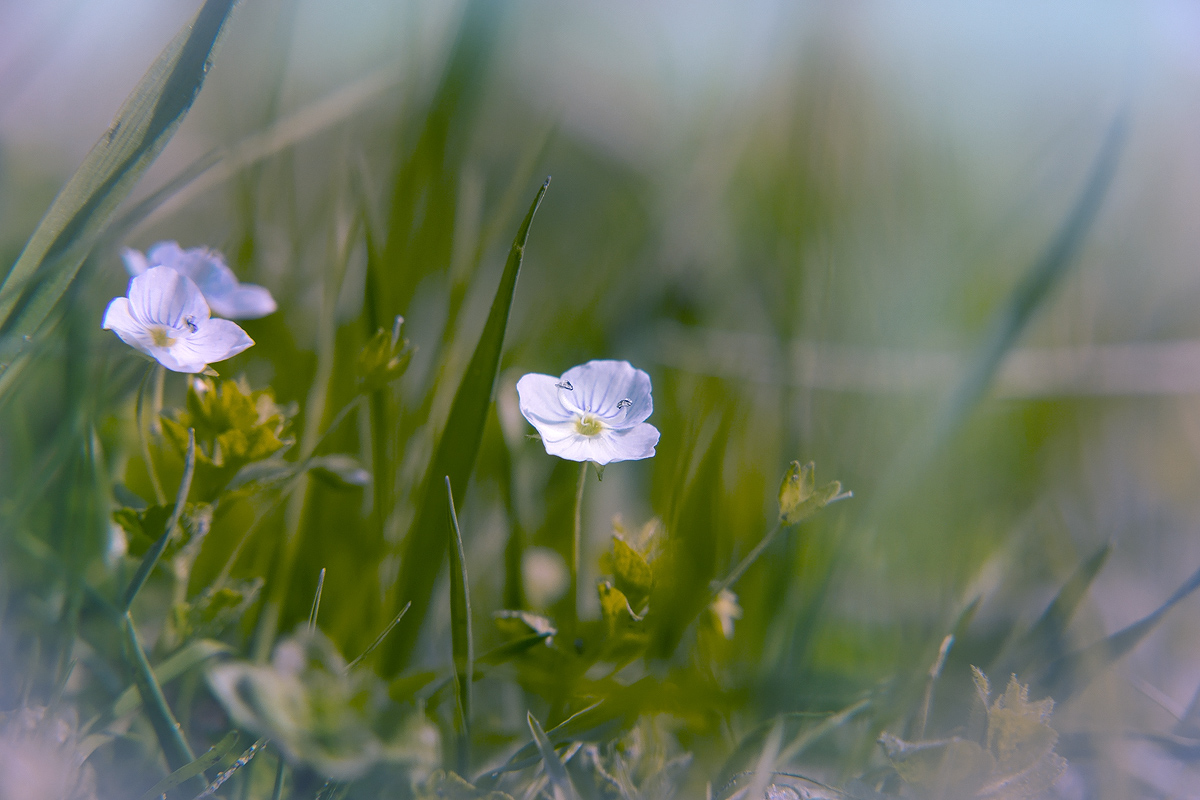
{"left": 710, "top": 521, "right": 784, "bottom": 599}
{"left": 136, "top": 363, "right": 166, "bottom": 505}
{"left": 571, "top": 461, "right": 588, "bottom": 629}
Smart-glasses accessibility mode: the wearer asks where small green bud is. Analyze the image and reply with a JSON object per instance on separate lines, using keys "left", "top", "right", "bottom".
{"left": 778, "top": 460, "right": 851, "bottom": 525}
{"left": 358, "top": 315, "right": 413, "bottom": 391}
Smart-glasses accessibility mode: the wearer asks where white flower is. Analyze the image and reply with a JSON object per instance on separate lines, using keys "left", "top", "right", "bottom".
{"left": 102, "top": 266, "right": 254, "bottom": 373}
{"left": 123, "top": 241, "right": 277, "bottom": 319}
{"left": 516, "top": 359, "right": 660, "bottom": 465}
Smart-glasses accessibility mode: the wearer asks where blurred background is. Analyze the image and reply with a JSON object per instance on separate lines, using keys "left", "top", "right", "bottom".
{"left": 5, "top": 1, "right": 1200, "bottom": 797}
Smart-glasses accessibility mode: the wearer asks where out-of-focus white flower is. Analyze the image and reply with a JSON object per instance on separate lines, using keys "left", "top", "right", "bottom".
{"left": 102, "top": 266, "right": 254, "bottom": 373}
{"left": 709, "top": 589, "right": 743, "bottom": 640}
{"left": 0, "top": 706, "right": 96, "bottom": 800}
{"left": 124, "top": 241, "right": 277, "bottom": 319}
{"left": 516, "top": 359, "right": 659, "bottom": 465}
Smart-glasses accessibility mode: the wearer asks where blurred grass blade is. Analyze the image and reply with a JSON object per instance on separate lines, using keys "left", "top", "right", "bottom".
{"left": 527, "top": 711, "right": 577, "bottom": 800}
{"left": 190, "top": 737, "right": 267, "bottom": 800}
{"left": 123, "top": 429, "right": 195, "bottom": 611}
{"left": 381, "top": 0, "right": 505, "bottom": 318}
{"left": 346, "top": 602, "right": 410, "bottom": 671}
{"left": 137, "top": 731, "right": 238, "bottom": 800}
{"left": 383, "top": 178, "right": 549, "bottom": 674}
{"left": 742, "top": 718, "right": 783, "bottom": 800}
{"left": 1000, "top": 541, "right": 1113, "bottom": 673}
{"left": 933, "top": 112, "right": 1128, "bottom": 442}
{"left": 1041, "top": 560, "right": 1200, "bottom": 700}
{"left": 0, "top": 0, "right": 238, "bottom": 380}
{"left": 446, "top": 476, "right": 475, "bottom": 776}
{"left": 97, "top": 639, "right": 231, "bottom": 729}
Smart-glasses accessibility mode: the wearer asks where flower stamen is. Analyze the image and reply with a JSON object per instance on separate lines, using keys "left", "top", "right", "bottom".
{"left": 149, "top": 327, "right": 176, "bottom": 348}
{"left": 617, "top": 398, "right": 632, "bottom": 409}
{"left": 556, "top": 380, "right": 574, "bottom": 390}
{"left": 574, "top": 414, "right": 604, "bottom": 437}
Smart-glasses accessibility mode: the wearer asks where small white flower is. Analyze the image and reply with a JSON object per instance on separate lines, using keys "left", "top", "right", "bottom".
{"left": 516, "top": 359, "right": 660, "bottom": 465}
{"left": 102, "top": 266, "right": 254, "bottom": 373}
{"left": 123, "top": 241, "right": 277, "bottom": 319}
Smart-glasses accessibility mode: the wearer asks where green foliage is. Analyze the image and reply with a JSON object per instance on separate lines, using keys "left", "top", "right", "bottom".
{"left": 0, "top": 3, "right": 1188, "bottom": 798}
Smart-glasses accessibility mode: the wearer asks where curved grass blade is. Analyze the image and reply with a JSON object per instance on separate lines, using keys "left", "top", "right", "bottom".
{"left": 932, "top": 112, "right": 1128, "bottom": 443}
{"left": 446, "top": 477, "right": 475, "bottom": 776}
{"left": 1041, "top": 560, "right": 1200, "bottom": 700}
{"left": 527, "top": 711, "right": 577, "bottom": 800}
{"left": 190, "top": 736, "right": 267, "bottom": 800}
{"left": 997, "top": 541, "right": 1113, "bottom": 675}
{"left": 137, "top": 731, "right": 239, "bottom": 800}
{"left": 0, "top": 0, "right": 238, "bottom": 387}
{"left": 382, "top": 178, "right": 549, "bottom": 674}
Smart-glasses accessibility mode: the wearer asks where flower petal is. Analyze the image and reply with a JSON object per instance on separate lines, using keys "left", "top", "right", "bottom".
{"left": 517, "top": 373, "right": 575, "bottom": 426}
{"left": 206, "top": 284, "right": 278, "bottom": 319}
{"left": 121, "top": 248, "right": 149, "bottom": 276}
{"left": 172, "top": 318, "right": 255, "bottom": 369}
{"left": 149, "top": 241, "right": 277, "bottom": 319}
{"left": 102, "top": 297, "right": 157, "bottom": 356}
{"left": 128, "top": 266, "right": 210, "bottom": 328}
{"left": 560, "top": 360, "right": 652, "bottom": 423}
{"left": 607, "top": 422, "right": 659, "bottom": 461}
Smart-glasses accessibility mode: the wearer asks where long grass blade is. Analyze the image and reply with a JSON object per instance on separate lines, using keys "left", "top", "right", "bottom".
{"left": 137, "top": 731, "right": 238, "bottom": 800}
{"left": 998, "top": 541, "right": 1113, "bottom": 674}
{"left": 932, "top": 112, "right": 1128, "bottom": 443}
{"left": 446, "top": 476, "right": 475, "bottom": 776}
{"left": 1041, "top": 560, "right": 1200, "bottom": 700}
{"left": 527, "top": 711, "right": 577, "bottom": 800}
{"left": 382, "top": 178, "right": 549, "bottom": 674}
{"left": 0, "top": 0, "right": 238, "bottom": 385}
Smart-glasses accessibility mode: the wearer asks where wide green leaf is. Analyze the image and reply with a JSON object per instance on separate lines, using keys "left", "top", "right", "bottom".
{"left": 381, "top": 178, "right": 549, "bottom": 674}
{"left": 0, "top": 0, "right": 238, "bottom": 389}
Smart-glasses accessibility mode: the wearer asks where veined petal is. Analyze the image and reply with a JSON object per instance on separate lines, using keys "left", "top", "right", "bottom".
{"left": 173, "top": 318, "right": 254, "bottom": 367}
{"left": 560, "top": 360, "right": 652, "bottom": 422}
{"left": 607, "top": 422, "right": 659, "bottom": 461}
{"left": 530, "top": 420, "right": 578, "bottom": 444}
{"left": 206, "top": 284, "right": 278, "bottom": 319}
{"left": 102, "top": 297, "right": 158, "bottom": 356}
{"left": 148, "top": 241, "right": 277, "bottom": 320}
{"left": 121, "top": 248, "right": 149, "bottom": 276}
{"left": 149, "top": 344, "right": 212, "bottom": 374}
{"left": 128, "top": 266, "right": 209, "bottom": 328}
{"left": 517, "top": 373, "right": 575, "bottom": 425}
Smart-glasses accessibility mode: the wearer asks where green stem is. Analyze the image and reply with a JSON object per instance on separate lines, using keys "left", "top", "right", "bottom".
{"left": 710, "top": 522, "right": 784, "bottom": 599}
{"left": 571, "top": 461, "right": 587, "bottom": 631}
{"left": 136, "top": 364, "right": 166, "bottom": 505}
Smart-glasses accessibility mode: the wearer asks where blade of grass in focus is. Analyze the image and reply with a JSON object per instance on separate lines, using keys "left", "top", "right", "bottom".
{"left": 0, "top": 0, "right": 238, "bottom": 393}
{"left": 446, "top": 476, "right": 475, "bottom": 776}
{"left": 381, "top": 178, "right": 548, "bottom": 675}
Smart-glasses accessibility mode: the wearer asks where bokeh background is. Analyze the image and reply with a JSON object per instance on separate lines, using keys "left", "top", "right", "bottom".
{"left": 5, "top": 1, "right": 1200, "bottom": 797}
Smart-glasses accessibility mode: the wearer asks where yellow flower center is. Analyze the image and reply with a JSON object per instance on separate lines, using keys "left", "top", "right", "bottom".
{"left": 574, "top": 414, "right": 604, "bottom": 437}
{"left": 149, "top": 327, "right": 176, "bottom": 348}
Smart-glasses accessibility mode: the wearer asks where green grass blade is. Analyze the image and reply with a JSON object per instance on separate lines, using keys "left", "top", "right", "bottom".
{"left": 1041, "top": 560, "right": 1200, "bottom": 700}
{"left": 527, "top": 711, "right": 577, "bottom": 800}
{"left": 0, "top": 0, "right": 238, "bottom": 379}
{"left": 136, "top": 731, "right": 238, "bottom": 800}
{"left": 382, "top": 178, "right": 549, "bottom": 674}
{"left": 446, "top": 476, "right": 475, "bottom": 776}
{"left": 999, "top": 541, "right": 1113, "bottom": 674}
{"left": 932, "top": 112, "right": 1128, "bottom": 443}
